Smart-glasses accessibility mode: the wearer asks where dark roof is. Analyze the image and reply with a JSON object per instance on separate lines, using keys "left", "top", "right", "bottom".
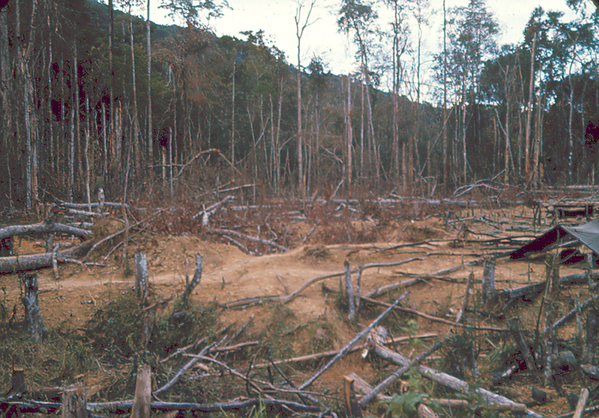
{"left": 510, "top": 219, "right": 599, "bottom": 259}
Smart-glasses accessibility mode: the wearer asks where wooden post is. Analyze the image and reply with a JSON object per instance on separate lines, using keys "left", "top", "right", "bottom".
{"left": 21, "top": 274, "right": 47, "bottom": 342}
{"left": 481, "top": 259, "right": 496, "bottom": 305}
{"left": 62, "top": 386, "right": 88, "bottom": 418}
{"left": 135, "top": 252, "right": 148, "bottom": 303}
{"left": 130, "top": 365, "right": 152, "bottom": 418}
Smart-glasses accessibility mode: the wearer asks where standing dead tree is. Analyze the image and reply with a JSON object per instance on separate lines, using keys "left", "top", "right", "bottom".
{"left": 182, "top": 254, "right": 202, "bottom": 304}
{"left": 21, "top": 274, "right": 47, "bottom": 342}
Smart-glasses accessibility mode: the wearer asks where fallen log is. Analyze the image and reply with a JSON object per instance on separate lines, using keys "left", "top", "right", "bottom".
{"left": 207, "top": 228, "right": 288, "bottom": 253}
{"left": 573, "top": 388, "right": 589, "bottom": 418}
{"left": 0, "top": 222, "right": 91, "bottom": 241}
{"left": 367, "top": 342, "right": 538, "bottom": 417}
{"left": 359, "top": 338, "right": 446, "bottom": 407}
{"left": 502, "top": 272, "right": 599, "bottom": 304}
{"left": 88, "top": 399, "right": 320, "bottom": 414}
{"left": 361, "top": 296, "right": 508, "bottom": 332}
{"left": 298, "top": 294, "right": 406, "bottom": 391}
{"left": 11, "top": 398, "right": 319, "bottom": 414}
{"left": 0, "top": 240, "right": 94, "bottom": 274}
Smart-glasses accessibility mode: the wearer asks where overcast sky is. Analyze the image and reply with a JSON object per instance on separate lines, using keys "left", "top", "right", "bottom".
{"left": 133, "top": 0, "right": 587, "bottom": 99}
{"left": 141, "top": 0, "right": 583, "bottom": 75}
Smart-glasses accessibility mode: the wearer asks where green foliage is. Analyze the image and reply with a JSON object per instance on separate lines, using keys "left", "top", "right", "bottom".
{"left": 85, "top": 290, "right": 220, "bottom": 360}
{"left": 258, "top": 302, "right": 296, "bottom": 358}
{"left": 384, "top": 390, "right": 430, "bottom": 417}
{"left": 439, "top": 332, "right": 478, "bottom": 380}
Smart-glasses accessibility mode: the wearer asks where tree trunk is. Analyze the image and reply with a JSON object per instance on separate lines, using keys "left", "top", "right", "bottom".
{"left": 346, "top": 75, "right": 352, "bottom": 193}
{"left": 74, "top": 41, "right": 81, "bottom": 191}
{"left": 146, "top": 0, "right": 153, "bottom": 169}
{"left": 504, "top": 66, "right": 510, "bottom": 184}
{"left": 130, "top": 13, "right": 141, "bottom": 178}
{"left": 524, "top": 32, "right": 536, "bottom": 179}
{"left": 442, "top": 0, "right": 448, "bottom": 188}
{"left": 21, "top": 274, "right": 48, "bottom": 342}
{"left": 70, "top": 108, "right": 75, "bottom": 202}
{"left": 130, "top": 365, "right": 151, "bottom": 418}
{"left": 231, "top": 60, "right": 235, "bottom": 166}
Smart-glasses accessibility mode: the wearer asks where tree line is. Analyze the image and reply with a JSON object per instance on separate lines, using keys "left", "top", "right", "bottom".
{"left": 1, "top": 0, "right": 599, "bottom": 212}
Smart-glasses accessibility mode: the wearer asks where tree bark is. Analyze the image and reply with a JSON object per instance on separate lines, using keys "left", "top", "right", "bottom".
{"left": 62, "top": 387, "right": 87, "bottom": 418}
{"left": 146, "top": 0, "right": 153, "bottom": 167}
{"left": 0, "top": 221, "right": 91, "bottom": 241}
{"left": 130, "top": 365, "right": 151, "bottom": 418}
{"left": 0, "top": 241, "right": 93, "bottom": 274}
{"left": 21, "top": 274, "right": 47, "bottom": 342}
{"left": 525, "top": 32, "right": 536, "bottom": 179}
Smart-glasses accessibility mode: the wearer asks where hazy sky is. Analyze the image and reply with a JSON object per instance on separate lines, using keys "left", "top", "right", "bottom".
{"left": 141, "top": 0, "right": 584, "bottom": 80}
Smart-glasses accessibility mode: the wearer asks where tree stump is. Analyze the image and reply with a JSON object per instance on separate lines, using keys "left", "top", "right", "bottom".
{"left": 130, "top": 365, "right": 151, "bottom": 418}
{"left": 62, "top": 386, "right": 87, "bottom": 418}
{"left": 481, "top": 259, "right": 496, "bottom": 305}
{"left": 21, "top": 274, "right": 47, "bottom": 342}
{"left": 344, "top": 261, "right": 356, "bottom": 320}
{"left": 135, "top": 252, "right": 149, "bottom": 303}
{"left": 182, "top": 254, "right": 203, "bottom": 304}
{"left": 5, "top": 367, "right": 26, "bottom": 400}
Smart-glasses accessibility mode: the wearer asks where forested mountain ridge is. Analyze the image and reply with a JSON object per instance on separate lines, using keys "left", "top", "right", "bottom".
{"left": 1, "top": 0, "right": 599, "bottom": 213}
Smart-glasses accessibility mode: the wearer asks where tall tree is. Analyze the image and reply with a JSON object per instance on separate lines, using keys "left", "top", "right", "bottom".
{"left": 441, "top": 0, "right": 498, "bottom": 184}
{"left": 294, "top": 0, "right": 316, "bottom": 200}
{"left": 338, "top": 0, "right": 379, "bottom": 185}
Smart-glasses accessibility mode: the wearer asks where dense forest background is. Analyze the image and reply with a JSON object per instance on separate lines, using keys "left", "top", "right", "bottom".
{"left": 1, "top": 0, "right": 599, "bottom": 211}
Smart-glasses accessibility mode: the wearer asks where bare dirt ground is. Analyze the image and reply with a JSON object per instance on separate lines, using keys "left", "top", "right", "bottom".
{"left": 0, "top": 199, "right": 595, "bottom": 416}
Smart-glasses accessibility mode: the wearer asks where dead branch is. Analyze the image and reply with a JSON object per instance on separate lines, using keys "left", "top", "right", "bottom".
{"left": 153, "top": 336, "right": 225, "bottom": 396}
{"left": 176, "top": 148, "right": 221, "bottom": 178}
{"left": 280, "top": 257, "right": 423, "bottom": 305}
{"left": 553, "top": 293, "right": 599, "bottom": 330}
{"left": 243, "top": 333, "right": 437, "bottom": 371}
{"left": 189, "top": 355, "right": 265, "bottom": 396}
{"left": 209, "top": 341, "right": 259, "bottom": 353}
{"left": 367, "top": 342, "right": 539, "bottom": 417}
{"left": 56, "top": 200, "right": 130, "bottom": 210}
{"left": 192, "top": 195, "right": 234, "bottom": 224}
{"left": 83, "top": 209, "right": 163, "bottom": 261}
{"left": 298, "top": 294, "right": 407, "bottom": 391}
{"left": 361, "top": 297, "right": 508, "bottom": 332}
{"left": 359, "top": 338, "right": 447, "bottom": 407}
{"left": 221, "top": 234, "right": 252, "bottom": 254}
{"left": 207, "top": 228, "right": 288, "bottom": 252}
